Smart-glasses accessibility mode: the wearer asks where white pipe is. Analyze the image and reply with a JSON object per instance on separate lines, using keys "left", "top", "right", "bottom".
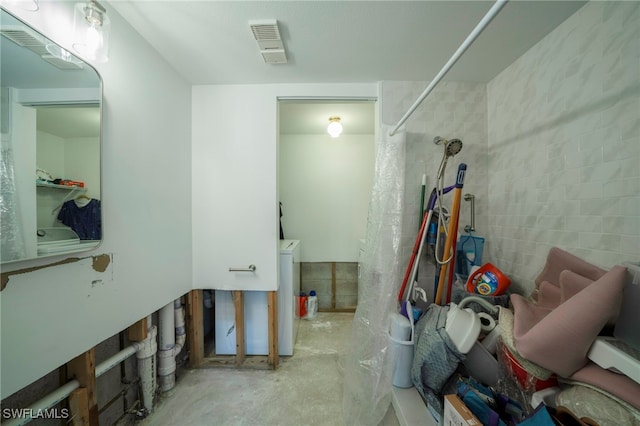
{"left": 389, "top": 0, "right": 508, "bottom": 136}
{"left": 5, "top": 323, "right": 157, "bottom": 425}
{"left": 158, "top": 302, "right": 175, "bottom": 351}
{"left": 173, "top": 298, "right": 186, "bottom": 355}
{"left": 157, "top": 299, "right": 185, "bottom": 393}
{"left": 136, "top": 324, "right": 157, "bottom": 413}
{"left": 2, "top": 380, "right": 80, "bottom": 426}
{"left": 95, "top": 344, "right": 139, "bottom": 378}
{"left": 6, "top": 344, "right": 141, "bottom": 425}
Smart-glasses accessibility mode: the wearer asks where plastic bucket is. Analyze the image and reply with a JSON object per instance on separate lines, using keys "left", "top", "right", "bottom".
{"left": 389, "top": 312, "right": 414, "bottom": 388}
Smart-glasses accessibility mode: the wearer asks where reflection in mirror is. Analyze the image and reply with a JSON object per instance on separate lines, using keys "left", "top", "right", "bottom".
{"left": 0, "top": 8, "right": 102, "bottom": 263}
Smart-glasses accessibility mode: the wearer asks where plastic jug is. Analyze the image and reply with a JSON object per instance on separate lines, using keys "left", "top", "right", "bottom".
{"left": 306, "top": 290, "right": 318, "bottom": 319}
{"left": 466, "top": 262, "right": 511, "bottom": 296}
{"left": 297, "top": 292, "right": 308, "bottom": 318}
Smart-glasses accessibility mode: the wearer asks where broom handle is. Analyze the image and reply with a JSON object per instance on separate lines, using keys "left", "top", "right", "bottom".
{"left": 435, "top": 164, "right": 467, "bottom": 305}
{"left": 445, "top": 206, "right": 462, "bottom": 304}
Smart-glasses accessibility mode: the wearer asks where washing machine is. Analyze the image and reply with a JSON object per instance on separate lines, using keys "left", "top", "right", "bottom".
{"left": 214, "top": 239, "right": 301, "bottom": 355}
{"left": 278, "top": 239, "right": 301, "bottom": 355}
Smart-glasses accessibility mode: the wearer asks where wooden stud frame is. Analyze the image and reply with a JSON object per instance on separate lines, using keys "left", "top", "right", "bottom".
{"left": 66, "top": 349, "right": 98, "bottom": 425}
{"left": 185, "top": 289, "right": 279, "bottom": 370}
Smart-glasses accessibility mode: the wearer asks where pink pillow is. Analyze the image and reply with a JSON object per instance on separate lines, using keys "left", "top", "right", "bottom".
{"left": 513, "top": 265, "right": 626, "bottom": 377}
{"left": 511, "top": 294, "right": 553, "bottom": 326}
{"left": 535, "top": 281, "right": 562, "bottom": 309}
{"left": 559, "top": 270, "right": 594, "bottom": 303}
{"left": 535, "top": 247, "right": 606, "bottom": 288}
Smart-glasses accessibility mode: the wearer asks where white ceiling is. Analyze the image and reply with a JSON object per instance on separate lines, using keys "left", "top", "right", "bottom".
{"left": 111, "top": 0, "right": 585, "bottom": 134}
{"left": 110, "top": 1, "right": 586, "bottom": 85}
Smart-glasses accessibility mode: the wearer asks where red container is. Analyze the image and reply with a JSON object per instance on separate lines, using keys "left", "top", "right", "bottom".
{"left": 296, "top": 294, "right": 307, "bottom": 318}
{"left": 466, "top": 262, "right": 511, "bottom": 296}
{"left": 500, "top": 344, "right": 558, "bottom": 391}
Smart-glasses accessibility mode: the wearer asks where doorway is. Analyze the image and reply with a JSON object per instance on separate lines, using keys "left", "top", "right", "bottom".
{"left": 278, "top": 99, "right": 376, "bottom": 312}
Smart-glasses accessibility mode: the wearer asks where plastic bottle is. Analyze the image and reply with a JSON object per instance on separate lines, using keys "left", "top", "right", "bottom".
{"left": 306, "top": 290, "right": 318, "bottom": 319}
{"left": 298, "top": 292, "right": 307, "bottom": 318}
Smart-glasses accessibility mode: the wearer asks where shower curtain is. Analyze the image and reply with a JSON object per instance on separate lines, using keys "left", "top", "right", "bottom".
{"left": 0, "top": 95, "right": 26, "bottom": 262}
{"left": 342, "top": 124, "right": 406, "bottom": 425}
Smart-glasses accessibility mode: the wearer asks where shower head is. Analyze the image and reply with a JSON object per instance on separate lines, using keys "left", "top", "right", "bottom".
{"left": 433, "top": 136, "right": 446, "bottom": 146}
{"left": 445, "top": 139, "right": 463, "bottom": 157}
{"left": 434, "top": 136, "right": 463, "bottom": 181}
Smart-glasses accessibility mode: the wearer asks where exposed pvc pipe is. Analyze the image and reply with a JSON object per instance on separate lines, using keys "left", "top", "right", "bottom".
{"left": 136, "top": 323, "right": 158, "bottom": 413}
{"left": 2, "top": 380, "right": 80, "bottom": 426}
{"left": 5, "top": 345, "right": 140, "bottom": 426}
{"left": 95, "top": 344, "right": 139, "bottom": 378}
{"left": 5, "top": 320, "right": 158, "bottom": 425}
{"left": 174, "top": 299, "right": 186, "bottom": 353}
{"left": 157, "top": 299, "right": 185, "bottom": 393}
{"left": 158, "top": 302, "right": 175, "bottom": 352}
{"left": 389, "top": 0, "right": 509, "bottom": 136}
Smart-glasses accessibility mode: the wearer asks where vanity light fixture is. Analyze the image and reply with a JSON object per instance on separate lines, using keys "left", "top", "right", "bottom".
{"left": 327, "top": 116, "right": 343, "bottom": 138}
{"left": 72, "top": 0, "right": 110, "bottom": 63}
{"left": 3, "top": 0, "right": 39, "bottom": 11}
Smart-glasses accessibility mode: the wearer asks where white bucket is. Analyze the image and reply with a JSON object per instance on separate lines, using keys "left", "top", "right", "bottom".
{"left": 389, "top": 312, "right": 414, "bottom": 388}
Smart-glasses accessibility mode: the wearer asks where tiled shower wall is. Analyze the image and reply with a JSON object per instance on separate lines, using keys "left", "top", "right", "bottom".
{"left": 381, "top": 81, "right": 489, "bottom": 295}
{"left": 487, "top": 1, "right": 639, "bottom": 294}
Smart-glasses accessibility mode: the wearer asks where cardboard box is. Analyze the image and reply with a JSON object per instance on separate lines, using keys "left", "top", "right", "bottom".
{"left": 443, "top": 394, "right": 481, "bottom": 426}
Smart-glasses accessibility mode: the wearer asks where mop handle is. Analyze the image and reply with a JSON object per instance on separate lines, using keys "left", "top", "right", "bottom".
{"left": 397, "top": 185, "right": 455, "bottom": 303}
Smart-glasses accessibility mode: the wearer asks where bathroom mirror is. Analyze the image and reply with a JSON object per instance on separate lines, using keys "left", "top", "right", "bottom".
{"left": 0, "top": 8, "right": 102, "bottom": 264}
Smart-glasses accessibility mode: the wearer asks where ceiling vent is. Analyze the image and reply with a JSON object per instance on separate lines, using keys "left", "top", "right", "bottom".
{"left": 1, "top": 25, "right": 48, "bottom": 56}
{"left": 249, "top": 19, "right": 288, "bottom": 64}
{"left": 2, "top": 26, "right": 83, "bottom": 70}
{"left": 260, "top": 49, "right": 287, "bottom": 65}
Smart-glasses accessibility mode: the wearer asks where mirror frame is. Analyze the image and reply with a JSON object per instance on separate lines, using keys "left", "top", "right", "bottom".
{"left": 0, "top": 7, "right": 104, "bottom": 264}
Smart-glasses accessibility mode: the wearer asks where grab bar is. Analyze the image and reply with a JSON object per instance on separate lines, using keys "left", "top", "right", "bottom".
{"left": 228, "top": 265, "right": 256, "bottom": 272}
{"left": 464, "top": 193, "right": 475, "bottom": 232}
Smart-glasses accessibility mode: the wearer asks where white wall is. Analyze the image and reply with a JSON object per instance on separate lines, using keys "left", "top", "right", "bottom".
{"left": 36, "top": 130, "right": 65, "bottom": 178}
{"left": 192, "top": 83, "right": 377, "bottom": 291}
{"left": 1, "top": 3, "right": 192, "bottom": 399}
{"left": 279, "top": 133, "right": 374, "bottom": 262}
{"left": 486, "top": 1, "right": 639, "bottom": 294}
{"left": 65, "top": 136, "right": 100, "bottom": 200}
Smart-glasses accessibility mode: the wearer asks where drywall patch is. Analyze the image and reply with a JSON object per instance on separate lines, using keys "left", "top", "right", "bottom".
{"left": 0, "top": 257, "right": 80, "bottom": 291}
{"left": 0, "top": 254, "right": 111, "bottom": 291}
{"left": 92, "top": 254, "right": 110, "bottom": 272}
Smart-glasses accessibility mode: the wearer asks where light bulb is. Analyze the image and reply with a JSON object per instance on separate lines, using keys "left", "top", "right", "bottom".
{"left": 327, "top": 117, "right": 343, "bottom": 138}
{"left": 85, "top": 24, "right": 103, "bottom": 59}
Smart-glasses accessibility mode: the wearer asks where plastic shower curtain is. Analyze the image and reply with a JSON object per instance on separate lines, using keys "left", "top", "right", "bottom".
{"left": 342, "top": 123, "right": 406, "bottom": 425}
{"left": 0, "top": 92, "right": 26, "bottom": 262}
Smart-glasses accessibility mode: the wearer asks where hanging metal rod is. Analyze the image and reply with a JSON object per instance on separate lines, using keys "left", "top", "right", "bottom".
{"left": 389, "top": 0, "right": 509, "bottom": 136}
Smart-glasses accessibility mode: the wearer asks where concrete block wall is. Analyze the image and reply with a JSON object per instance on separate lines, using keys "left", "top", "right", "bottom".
{"left": 301, "top": 262, "right": 358, "bottom": 310}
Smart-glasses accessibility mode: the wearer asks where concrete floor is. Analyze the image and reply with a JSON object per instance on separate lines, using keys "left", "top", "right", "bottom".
{"left": 141, "top": 312, "right": 400, "bottom": 426}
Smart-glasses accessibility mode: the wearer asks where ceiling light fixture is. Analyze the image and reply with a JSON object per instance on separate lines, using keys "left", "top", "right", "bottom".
{"left": 72, "top": 0, "right": 110, "bottom": 63}
{"left": 327, "top": 116, "right": 343, "bottom": 138}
